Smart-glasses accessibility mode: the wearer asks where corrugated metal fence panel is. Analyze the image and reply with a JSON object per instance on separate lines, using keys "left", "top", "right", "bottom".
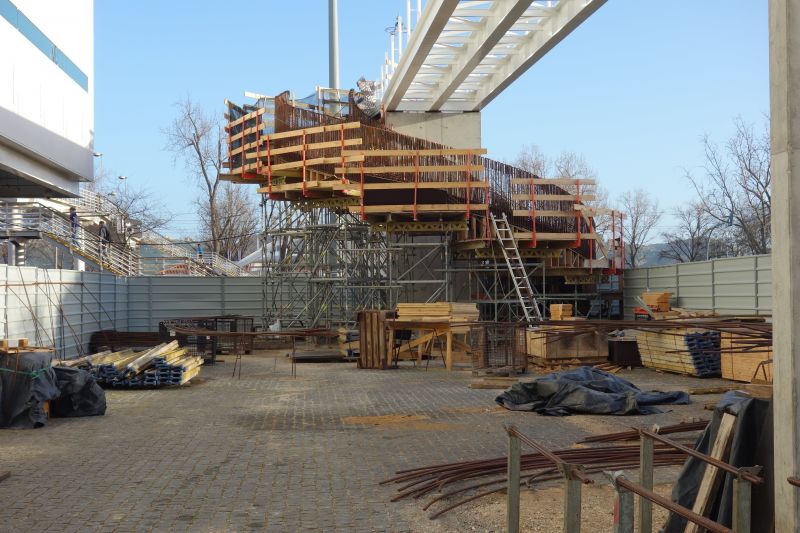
{"left": 1, "top": 266, "right": 122, "bottom": 359}
{"left": 623, "top": 255, "right": 772, "bottom": 318}
{"left": 126, "top": 276, "right": 264, "bottom": 331}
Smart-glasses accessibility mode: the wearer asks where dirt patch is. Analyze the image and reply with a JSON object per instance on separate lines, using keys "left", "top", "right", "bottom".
{"left": 439, "top": 482, "right": 674, "bottom": 532}
{"left": 342, "top": 413, "right": 462, "bottom": 431}
{"left": 441, "top": 406, "right": 505, "bottom": 415}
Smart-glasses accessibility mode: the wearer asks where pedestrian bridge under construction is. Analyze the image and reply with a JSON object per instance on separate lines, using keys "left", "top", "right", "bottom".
{"left": 223, "top": 90, "right": 624, "bottom": 327}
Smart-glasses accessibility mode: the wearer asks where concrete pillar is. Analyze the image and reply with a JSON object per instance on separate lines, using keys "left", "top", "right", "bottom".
{"left": 384, "top": 111, "right": 481, "bottom": 148}
{"left": 770, "top": 0, "right": 800, "bottom": 529}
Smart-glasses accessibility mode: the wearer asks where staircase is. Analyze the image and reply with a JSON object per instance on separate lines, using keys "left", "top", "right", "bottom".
{"left": 59, "top": 192, "right": 250, "bottom": 277}
{"left": 0, "top": 201, "right": 140, "bottom": 276}
{"left": 489, "top": 213, "right": 543, "bottom": 322}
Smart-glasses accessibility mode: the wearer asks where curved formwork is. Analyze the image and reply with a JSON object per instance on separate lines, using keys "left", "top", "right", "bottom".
{"left": 224, "top": 92, "right": 622, "bottom": 278}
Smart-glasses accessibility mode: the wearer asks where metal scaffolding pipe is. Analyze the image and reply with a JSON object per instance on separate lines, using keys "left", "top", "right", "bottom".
{"left": 328, "top": 0, "right": 339, "bottom": 89}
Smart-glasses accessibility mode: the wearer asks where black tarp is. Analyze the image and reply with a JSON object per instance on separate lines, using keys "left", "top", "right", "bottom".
{"left": 51, "top": 366, "right": 106, "bottom": 418}
{"left": 495, "top": 366, "right": 690, "bottom": 416}
{"left": 664, "top": 391, "right": 773, "bottom": 532}
{"left": 0, "top": 352, "right": 60, "bottom": 428}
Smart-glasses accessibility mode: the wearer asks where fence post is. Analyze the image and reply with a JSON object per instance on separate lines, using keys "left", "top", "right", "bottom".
{"left": 606, "top": 471, "right": 634, "bottom": 533}
{"left": 562, "top": 464, "right": 583, "bottom": 533}
{"left": 733, "top": 467, "right": 760, "bottom": 533}
{"left": 639, "top": 432, "right": 655, "bottom": 533}
{"left": 507, "top": 430, "right": 521, "bottom": 533}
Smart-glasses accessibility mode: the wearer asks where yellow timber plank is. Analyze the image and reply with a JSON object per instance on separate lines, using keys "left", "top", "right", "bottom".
{"left": 341, "top": 148, "right": 487, "bottom": 156}
{"left": 349, "top": 204, "right": 489, "bottom": 214}
{"left": 245, "top": 155, "right": 365, "bottom": 172}
{"left": 268, "top": 121, "right": 360, "bottom": 141}
{"left": 510, "top": 178, "right": 597, "bottom": 185}
{"left": 512, "top": 210, "right": 578, "bottom": 217}
{"left": 514, "top": 232, "right": 599, "bottom": 241}
{"left": 336, "top": 165, "right": 483, "bottom": 174}
{"left": 511, "top": 194, "right": 596, "bottom": 201}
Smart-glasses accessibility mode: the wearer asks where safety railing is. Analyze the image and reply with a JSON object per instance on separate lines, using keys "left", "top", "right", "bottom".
{"left": 505, "top": 424, "right": 593, "bottom": 533}
{"left": 1, "top": 201, "right": 140, "bottom": 276}
{"left": 607, "top": 425, "right": 763, "bottom": 533}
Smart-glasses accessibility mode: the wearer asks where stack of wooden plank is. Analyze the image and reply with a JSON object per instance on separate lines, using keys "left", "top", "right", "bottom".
{"left": 642, "top": 292, "right": 672, "bottom": 312}
{"left": 357, "top": 310, "right": 395, "bottom": 369}
{"left": 395, "top": 303, "right": 479, "bottom": 323}
{"left": 720, "top": 331, "right": 773, "bottom": 383}
{"left": 549, "top": 304, "right": 573, "bottom": 320}
{"left": 636, "top": 329, "right": 721, "bottom": 377}
{"left": 62, "top": 342, "right": 203, "bottom": 388}
{"left": 338, "top": 328, "right": 360, "bottom": 358}
{"left": 526, "top": 326, "right": 608, "bottom": 364}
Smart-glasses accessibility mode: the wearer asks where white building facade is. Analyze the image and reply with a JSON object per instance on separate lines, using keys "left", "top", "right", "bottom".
{"left": 0, "top": 0, "right": 93, "bottom": 197}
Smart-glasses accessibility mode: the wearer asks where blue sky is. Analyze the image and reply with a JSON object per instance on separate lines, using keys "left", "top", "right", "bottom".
{"left": 94, "top": 1, "right": 769, "bottom": 237}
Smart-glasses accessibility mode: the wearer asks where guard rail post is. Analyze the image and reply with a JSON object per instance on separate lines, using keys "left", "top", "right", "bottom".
{"left": 561, "top": 463, "right": 583, "bottom": 533}
{"left": 606, "top": 470, "right": 634, "bottom": 533}
{"left": 507, "top": 429, "right": 521, "bottom": 533}
{"left": 639, "top": 429, "right": 655, "bottom": 532}
{"left": 732, "top": 467, "right": 759, "bottom": 533}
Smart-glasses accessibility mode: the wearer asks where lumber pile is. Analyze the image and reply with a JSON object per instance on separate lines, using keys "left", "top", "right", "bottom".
{"left": 549, "top": 304, "right": 573, "bottom": 320}
{"left": 358, "top": 310, "right": 395, "bottom": 369}
{"left": 636, "top": 329, "right": 721, "bottom": 377}
{"left": 395, "top": 303, "right": 479, "bottom": 323}
{"left": 338, "top": 328, "right": 359, "bottom": 358}
{"left": 526, "top": 326, "right": 608, "bottom": 364}
{"left": 720, "top": 331, "right": 773, "bottom": 383}
{"left": 642, "top": 291, "right": 672, "bottom": 312}
{"left": 61, "top": 342, "right": 203, "bottom": 388}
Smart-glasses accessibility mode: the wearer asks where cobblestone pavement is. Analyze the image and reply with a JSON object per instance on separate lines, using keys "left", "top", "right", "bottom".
{"left": 0, "top": 353, "right": 723, "bottom": 532}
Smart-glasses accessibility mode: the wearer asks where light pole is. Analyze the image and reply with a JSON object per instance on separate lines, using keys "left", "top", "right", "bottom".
{"left": 118, "top": 175, "right": 128, "bottom": 197}
{"left": 93, "top": 152, "right": 103, "bottom": 183}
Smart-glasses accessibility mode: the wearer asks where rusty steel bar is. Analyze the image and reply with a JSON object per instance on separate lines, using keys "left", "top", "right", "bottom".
{"left": 639, "top": 429, "right": 763, "bottom": 485}
{"left": 506, "top": 425, "right": 593, "bottom": 483}
{"left": 613, "top": 474, "right": 733, "bottom": 533}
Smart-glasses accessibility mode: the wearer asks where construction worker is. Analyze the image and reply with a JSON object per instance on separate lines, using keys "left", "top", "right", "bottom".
{"left": 98, "top": 220, "right": 111, "bottom": 261}
{"left": 69, "top": 207, "right": 79, "bottom": 247}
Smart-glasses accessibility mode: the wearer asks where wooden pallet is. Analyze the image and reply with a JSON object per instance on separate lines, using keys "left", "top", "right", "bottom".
{"left": 636, "top": 328, "right": 720, "bottom": 377}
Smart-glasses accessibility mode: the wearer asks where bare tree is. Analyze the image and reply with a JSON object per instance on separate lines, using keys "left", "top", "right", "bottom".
{"left": 619, "top": 189, "right": 662, "bottom": 267}
{"left": 687, "top": 117, "right": 771, "bottom": 255}
{"left": 163, "top": 97, "right": 225, "bottom": 253}
{"left": 197, "top": 182, "right": 259, "bottom": 260}
{"left": 659, "top": 202, "right": 716, "bottom": 263}
{"left": 163, "top": 97, "right": 260, "bottom": 259}
{"left": 513, "top": 144, "right": 549, "bottom": 176}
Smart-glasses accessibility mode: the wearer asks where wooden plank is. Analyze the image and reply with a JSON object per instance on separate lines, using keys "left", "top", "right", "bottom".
{"left": 513, "top": 232, "right": 599, "bottom": 241}
{"left": 342, "top": 148, "right": 487, "bottom": 156}
{"left": 511, "top": 194, "right": 596, "bottom": 201}
{"left": 350, "top": 204, "right": 489, "bottom": 214}
{"left": 268, "top": 121, "right": 361, "bottom": 141}
{"left": 255, "top": 137, "right": 362, "bottom": 157}
{"left": 336, "top": 165, "right": 484, "bottom": 174}
{"left": 511, "top": 178, "right": 597, "bottom": 185}
{"left": 226, "top": 107, "right": 265, "bottom": 128}
{"left": 252, "top": 154, "right": 365, "bottom": 172}
{"left": 512, "top": 210, "right": 578, "bottom": 218}
{"left": 351, "top": 181, "right": 488, "bottom": 190}
{"left": 686, "top": 413, "right": 737, "bottom": 533}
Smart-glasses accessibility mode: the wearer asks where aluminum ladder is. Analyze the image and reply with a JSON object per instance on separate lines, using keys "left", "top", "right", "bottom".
{"left": 490, "top": 213, "right": 543, "bottom": 322}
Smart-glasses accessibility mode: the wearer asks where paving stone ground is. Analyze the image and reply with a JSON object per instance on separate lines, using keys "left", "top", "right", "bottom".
{"left": 0, "top": 352, "right": 726, "bottom": 532}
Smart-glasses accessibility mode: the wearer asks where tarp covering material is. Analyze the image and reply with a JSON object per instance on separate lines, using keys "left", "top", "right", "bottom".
{"left": 664, "top": 391, "right": 773, "bottom": 532}
{"left": 495, "top": 366, "right": 690, "bottom": 416}
{"left": 51, "top": 366, "right": 107, "bottom": 418}
{"left": 0, "top": 352, "right": 60, "bottom": 428}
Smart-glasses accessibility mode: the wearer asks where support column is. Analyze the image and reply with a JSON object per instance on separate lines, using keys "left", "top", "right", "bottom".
{"left": 770, "top": 1, "right": 800, "bottom": 530}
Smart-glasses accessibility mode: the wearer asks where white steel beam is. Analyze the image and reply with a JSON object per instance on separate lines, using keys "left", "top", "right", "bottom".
{"left": 383, "top": 0, "right": 461, "bottom": 111}
{"left": 429, "top": 0, "right": 534, "bottom": 111}
{"left": 469, "top": 0, "right": 607, "bottom": 111}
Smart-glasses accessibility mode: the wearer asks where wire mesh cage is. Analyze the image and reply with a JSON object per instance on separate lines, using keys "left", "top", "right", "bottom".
{"left": 470, "top": 323, "right": 527, "bottom": 374}
{"left": 159, "top": 315, "right": 254, "bottom": 364}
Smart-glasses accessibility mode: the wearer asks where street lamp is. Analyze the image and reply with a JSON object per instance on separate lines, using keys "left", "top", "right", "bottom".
{"left": 93, "top": 152, "right": 103, "bottom": 182}
{"left": 118, "top": 175, "right": 128, "bottom": 197}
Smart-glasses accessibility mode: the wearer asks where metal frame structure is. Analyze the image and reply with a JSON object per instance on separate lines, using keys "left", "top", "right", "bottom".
{"left": 382, "top": 0, "right": 608, "bottom": 112}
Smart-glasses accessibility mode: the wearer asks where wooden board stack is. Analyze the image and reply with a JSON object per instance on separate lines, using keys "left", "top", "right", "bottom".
{"left": 357, "top": 310, "right": 395, "bottom": 369}
{"left": 395, "top": 303, "right": 479, "bottom": 323}
{"left": 549, "top": 304, "right": 573, "bottom": 321}
{"left": 636, "top": 329, "right": 721, "bottom": 377}
{"left": 642, "top": 292, "right": 672, "bottom": 312}
{"left": 720, "top": 331, "right": 773, "bottom": 383}
{"left": 526, "top": 326, "right": 608, "bottom": 364}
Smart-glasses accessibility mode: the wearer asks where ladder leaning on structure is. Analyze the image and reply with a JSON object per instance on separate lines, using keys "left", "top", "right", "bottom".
{"left": 489, "top": 213, "right": 543, "bottom": 322}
